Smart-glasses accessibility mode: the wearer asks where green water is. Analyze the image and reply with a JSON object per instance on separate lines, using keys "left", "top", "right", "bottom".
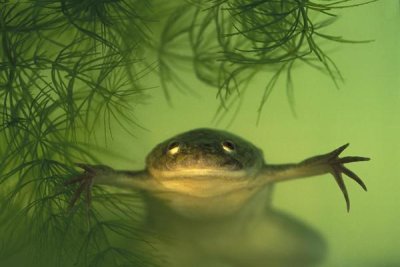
{"left": 1, "top": 0, "right": 399, "bottom": 266}
{"left": 130, "top": 1, "right": 400, "bottom": 266}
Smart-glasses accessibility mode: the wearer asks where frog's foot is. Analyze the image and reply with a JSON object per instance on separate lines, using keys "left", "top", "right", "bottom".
{"left": 64, "top": 163, "right": 99, "bottom": 211}
{"left": 305, "top": 144, "right": 369, "bottom": 211}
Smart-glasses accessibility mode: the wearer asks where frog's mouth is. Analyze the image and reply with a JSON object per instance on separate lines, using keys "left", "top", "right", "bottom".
{"left": 162, "top": 152, "right": 243, "bottom": 172}
{"left": 149, "top": 168, "right": 248, "bottom": 180}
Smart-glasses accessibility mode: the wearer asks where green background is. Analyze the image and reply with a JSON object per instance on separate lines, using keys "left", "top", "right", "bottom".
{"left": 104, "top": 1, "right": 399, "bottom": 266}
{"left": 0, "top": 0, "right": 399, "bottom": 266}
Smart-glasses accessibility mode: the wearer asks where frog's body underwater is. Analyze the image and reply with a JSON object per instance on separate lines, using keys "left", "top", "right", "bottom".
{"left": 70, "top": 128, "right": 369, "bottom": 267}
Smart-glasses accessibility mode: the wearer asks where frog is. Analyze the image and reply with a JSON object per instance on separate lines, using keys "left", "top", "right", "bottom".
{"left": 67, "top": 128, "right": 369, "bottom": 267}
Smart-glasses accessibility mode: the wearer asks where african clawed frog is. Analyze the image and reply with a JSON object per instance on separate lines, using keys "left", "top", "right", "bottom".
{"left": 68, "top": 128, "right": 369, "bottom": 267}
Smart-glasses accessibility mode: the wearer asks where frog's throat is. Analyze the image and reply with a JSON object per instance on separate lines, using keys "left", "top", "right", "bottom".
{"left": 149, "top": 168, "right": 248, "bottom": 179}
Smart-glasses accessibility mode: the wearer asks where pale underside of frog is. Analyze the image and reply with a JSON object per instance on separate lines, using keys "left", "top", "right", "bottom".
{"left": 67, "top": 128, "right": 369, "bottom": 267}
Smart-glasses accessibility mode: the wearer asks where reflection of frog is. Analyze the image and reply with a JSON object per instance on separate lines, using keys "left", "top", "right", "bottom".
{"left": 69, "top": 128, "right": 369, "bottom": 267}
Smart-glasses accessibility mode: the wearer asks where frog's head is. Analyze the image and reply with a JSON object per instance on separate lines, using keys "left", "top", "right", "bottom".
{"left": 146, "top": 128, "right": 266, "bottom": 216}
{"left": 146, "top": 128, "right": 264, "bottom": 180}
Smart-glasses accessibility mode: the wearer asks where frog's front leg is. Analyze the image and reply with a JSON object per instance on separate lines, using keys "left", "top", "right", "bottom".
{"left": 258, "top": 144, "right": 370, "bottom": 211}
{"left": 64, "top": 164, "right": 159, "bottom": 208}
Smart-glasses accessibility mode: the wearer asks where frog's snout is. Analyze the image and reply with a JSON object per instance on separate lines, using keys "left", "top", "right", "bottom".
{"left": 165, "top": 140, "right": 236, "bottom": 157}
{"left": 163, "top": 141, "right": 243, "bottom": 171}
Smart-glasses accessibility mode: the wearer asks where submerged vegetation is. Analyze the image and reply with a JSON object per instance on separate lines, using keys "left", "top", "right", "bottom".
{"left": 0, "top": 0, "right": 374, "bottom": 266}
{"left": 157, "top": 0, "right": 374, "bottom": 122}
{"left": 0, "top": 1, "right": 154, "bottom": 266}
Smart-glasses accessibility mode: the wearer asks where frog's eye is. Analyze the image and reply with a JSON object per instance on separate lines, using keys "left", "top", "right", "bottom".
{"left": 167, "top": 141, "right": 180, "bottom": 155}
{"left": 222, "top": 140, "right": 236, "bottom": 153}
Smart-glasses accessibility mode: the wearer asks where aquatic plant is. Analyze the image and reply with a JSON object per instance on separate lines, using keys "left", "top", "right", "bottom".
{"left": 0, "top": 0, "right": 374, "bottom": 266}
{"left": 0, "top": 1, "right": 154, "bottom": 266}
{"left": 157, "top": 0, "right": 374, "bottom": 123}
